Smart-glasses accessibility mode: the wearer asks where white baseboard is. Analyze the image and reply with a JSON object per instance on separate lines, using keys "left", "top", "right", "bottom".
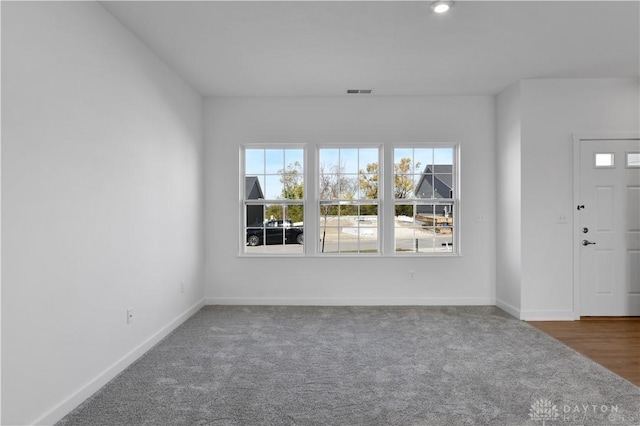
{"left": 520, "top": 310, "right": 576, "bottom": 321}
{"left": 205, "top": 297, "right": 495, "bottom": 306}
{"left": 495, "top": 299, "right": 521, "bottom": 319}
{"left": 34, "top": 299, "right": 205, "bottom": 426}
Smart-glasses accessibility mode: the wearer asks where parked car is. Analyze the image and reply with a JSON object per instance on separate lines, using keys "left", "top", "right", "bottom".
{"left": 246, "top": 220, "right": 304, "bottom": 246}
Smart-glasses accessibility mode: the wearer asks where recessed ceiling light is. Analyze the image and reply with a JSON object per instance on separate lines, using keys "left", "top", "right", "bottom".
{"left": 431, "top": 0, "right": 454, "bottom": 14}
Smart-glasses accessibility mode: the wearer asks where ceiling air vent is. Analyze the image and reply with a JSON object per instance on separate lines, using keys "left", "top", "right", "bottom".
{"left": 346, "top": 89, "right": 373, "bottom": 94}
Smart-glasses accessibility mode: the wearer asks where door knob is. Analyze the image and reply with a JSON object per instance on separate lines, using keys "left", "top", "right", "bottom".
{"left": 582, "top": 240, "right": 596, "bottom": 246}
{"left": 582, "top": 227, "right": 589, "bottom": 234}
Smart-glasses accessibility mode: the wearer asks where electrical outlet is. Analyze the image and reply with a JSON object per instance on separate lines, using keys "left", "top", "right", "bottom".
{"left": 557, "top": 213, "right": 568, "bottom": 224}
{"left": 475, "top": 215, "right": 485, "bottom": 223}
{"left": 127, "top": 308, "right": 134, "bottom": 325}
{"left": 180, "top": 282, "right": 185, "bottom": 294}
{"left": 409, "top": 270, "right": 415, "bottom": 280}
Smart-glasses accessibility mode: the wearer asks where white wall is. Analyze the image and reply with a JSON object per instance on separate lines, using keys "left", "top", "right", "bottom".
{"left": 1, "top": 3, "right": 204, "bottom": 424}
{"left": 204, "top": 96, "right": 496, "bottom": 305}
{"left": 495, "top": 83, "right": 522, "bottom": 317}
{"left": 519, "top": 78, "right": 640, "bottom": 320}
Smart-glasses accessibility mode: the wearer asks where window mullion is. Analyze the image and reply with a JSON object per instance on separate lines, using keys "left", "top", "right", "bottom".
{"left": 383, "top": 143, "right": 395, "bottom": 255}
{"left": 306, "top": 146, "right": 317, "bottom": 255}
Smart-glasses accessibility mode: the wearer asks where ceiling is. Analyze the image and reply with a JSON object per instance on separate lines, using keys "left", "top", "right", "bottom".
{"left": 101, "top": 1, "right": 640, "bottom": 97}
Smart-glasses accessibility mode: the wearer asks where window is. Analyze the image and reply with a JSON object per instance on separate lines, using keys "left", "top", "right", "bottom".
{"left": 318, "top": 147, "right": 380, "bottom": 254}
{"left": 240, "top": 144, "right": 459, "bottom": 256}
{"left": 627, "top": 152, "right": 640, "bottom": 168}
{"left": 243, "top": 147, "right": 304, "bottom": 254}
{"left": 595, "top": 152, "right": 615, "bottom": 168}
{"left": 394, "top": 147, "right": 456, "bottom": 253}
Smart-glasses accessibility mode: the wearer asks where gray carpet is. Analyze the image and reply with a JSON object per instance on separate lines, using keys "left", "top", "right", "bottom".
{"left": 58, "top": 306, "right": 640, "bottom": 425}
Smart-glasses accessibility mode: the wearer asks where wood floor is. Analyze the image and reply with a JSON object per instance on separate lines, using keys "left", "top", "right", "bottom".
{"left": 529, "top": 317, "right": 640, "bottom": 387}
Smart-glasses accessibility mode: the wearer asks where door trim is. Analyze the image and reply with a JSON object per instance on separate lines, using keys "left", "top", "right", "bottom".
{"left": 572, "top": 133, "right": 640, "bottom": 319}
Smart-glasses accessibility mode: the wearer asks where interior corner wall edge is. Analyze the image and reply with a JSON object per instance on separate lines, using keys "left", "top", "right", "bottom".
{"left": 1, "top": 2, "right": 204, "bottom": 424}
{"left": 495, "top": 82, "right": 522, "bottom": 315}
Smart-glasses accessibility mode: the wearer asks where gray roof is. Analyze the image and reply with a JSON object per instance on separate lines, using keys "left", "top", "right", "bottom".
{"left": 414, "top": 165, "right": 453, "bottom": 199}
{"left": 245, "top": 176, "right": 264, "bottom": 200}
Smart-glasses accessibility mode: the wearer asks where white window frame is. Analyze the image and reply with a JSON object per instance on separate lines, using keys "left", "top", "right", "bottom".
{"left": 239, "top": 143, "right": 460, "bottom": 257}
{"left": 240, "top": 145, "right": 306, "bottom": 256}
{"left": 390, "top": 143, "right": 460, "bottom": 256}
{"left": 317, "top": 145, "right": 382, "bottom": 256}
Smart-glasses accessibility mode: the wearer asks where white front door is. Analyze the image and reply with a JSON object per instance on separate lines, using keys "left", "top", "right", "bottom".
{"left": 578, "top": 139, "right": 640, "bottom": 316}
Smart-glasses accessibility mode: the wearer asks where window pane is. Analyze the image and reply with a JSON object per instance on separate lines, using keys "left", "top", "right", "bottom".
{"left": 394, "top": 148, "right": 436, "bottom": 200}
{"left": 439, "top": 232, "right": 454, "bottom": 253}
{"left": 319, "top": 148, "right": 339, "bottom": 170}
{"left": 319, "top": 203, "right": 340, "bottom": 253}
{"left": 245, "top": 176, "right": 265, "bottom": 201}
{"left": 281, "top": 161, "right": 303, "bottom": 200}
{"left": 395, "top": 155, "right": 413, "bottom": 176}
{"left": 265, "top": 175, "right": 284, "bottom": 200}
{"left": 341, "top": 148, "right": 359, "bottom": 174}
{"left": 394, "top": 211, "right": 424, "bottom": 253}
{"left": 245, "top": 149, "right": 264, "bottom": 175}
{"left": 595, "top": 153, "right": 614, "bottom": 168}
{"left": 358, "top": 205, "right": 378, "bottom": 253}
{"left": 283, "top": 204, "right": 304, "bottom": 253}
{"left": 265, "top": 149, "right": 283, "bottom": 174}
{"left": 627, "top": 152, "right": 640, "bottom": 168}
{"left": 433, "top": 174, "right": 453, "bottom": 198}
{"left": 394, "top": 204, "right": 421, "bottom": 253}
{"left": 358, "top": 173, "right": 378, "bottom": 199}
{"left": 339, "top": 174, "right": 357, "bottom": 199}
{"left": 359, "top": 148, "right": 379, "bottom": 170}
{"left": 414, "top": 174, "right": 432, "bottom": 199}
{"left": 319, "top": 178, "right": 335, "bottom": 199}
{"left": 395, "top": 174, "right": 415, "bottom": 199}
{"left": 394, "top": 148, "right": 412, "bottom": 160}
{"left": 395, "top": 204, "right": 414, "bottom": 218}
{"left": 284, "top": 204, "right": 304, "bottom": 226}
{"left": 285, "top": 149, "right": 304, "bottom": 172}
{"left": 434, "top": 148, "right": 454, "bottom": 165}
{"left": 414, "top": 148, "right": 432, "bottom": 173}
{"left": 264, "top": 204, "right": 284, "bottom": 221}
{"left": 319, "top": 202, "right": 338, "bottom": 224}
{"left": 358, "top": 228, "right": 379, "bottom": 253}
{"left": 245, "top": 203, "right": 270, "bottom": 253}
{"left": 246, "top": 204, "right": 264, "bottom": 227}
{"left": 359, "top": 204, "right": 378, "bottom": 220}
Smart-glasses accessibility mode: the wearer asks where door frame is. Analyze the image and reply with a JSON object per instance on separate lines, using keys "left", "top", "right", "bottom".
{"left": 572, "top": 133, "right": 640, "bottom": 319}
